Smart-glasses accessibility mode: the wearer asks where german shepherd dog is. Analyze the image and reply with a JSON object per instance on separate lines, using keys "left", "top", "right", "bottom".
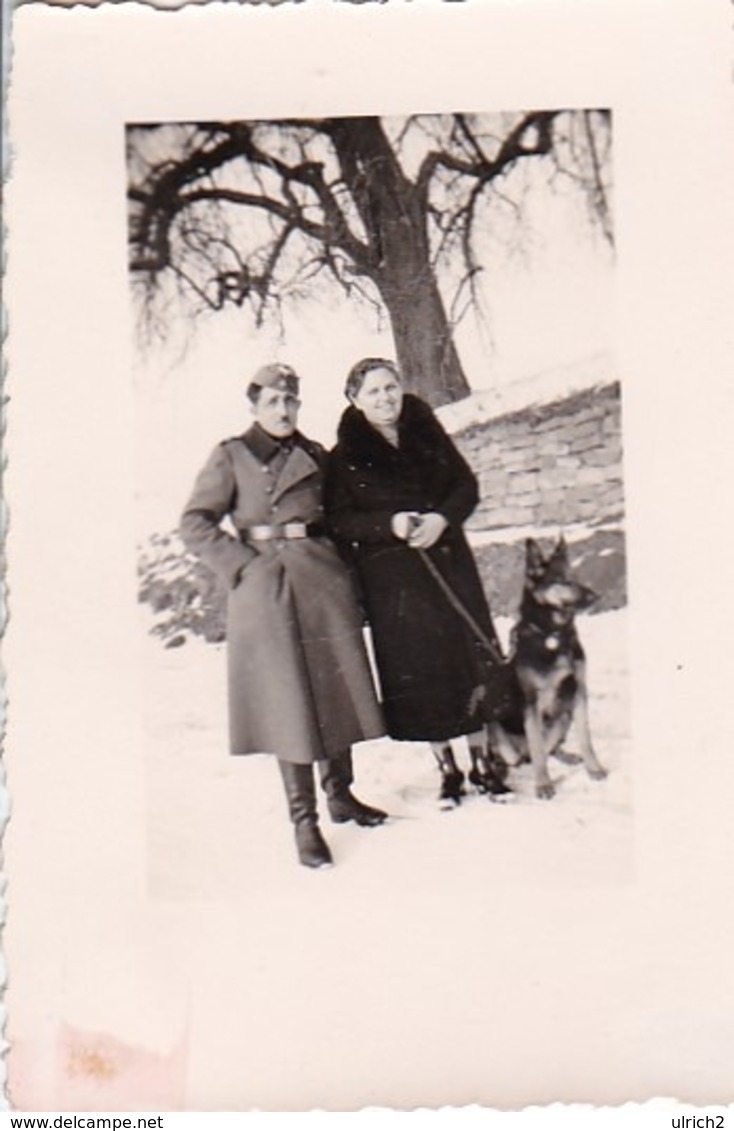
{"left": 489, "top": 537, "right": 608, "bottom": 799}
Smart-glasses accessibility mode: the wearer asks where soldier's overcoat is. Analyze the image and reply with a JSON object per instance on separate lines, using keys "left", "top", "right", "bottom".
{"left": 180, "top": 424, "right": 385, "bottom": 764}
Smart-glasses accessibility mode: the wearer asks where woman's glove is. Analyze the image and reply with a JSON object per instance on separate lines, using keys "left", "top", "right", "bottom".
{"left": 408, "top": 512, "right": 448, "bottom": 549}
{"left": 391, "top": 511, "right": 421, "bottom": 540}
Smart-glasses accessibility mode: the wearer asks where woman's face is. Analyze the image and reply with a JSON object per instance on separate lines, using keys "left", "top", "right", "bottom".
{"left": 351, "top": 367, "right": 404, "bottom": 428}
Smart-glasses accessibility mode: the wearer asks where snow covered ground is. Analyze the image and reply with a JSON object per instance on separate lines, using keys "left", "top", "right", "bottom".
{"left": 435, "top": 351, "right": 615, "bottom": 433}
{"left": 143, "top": 607, "right": 633, "bottom": 900}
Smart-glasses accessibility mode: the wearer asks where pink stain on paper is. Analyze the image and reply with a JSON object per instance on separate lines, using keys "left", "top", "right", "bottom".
{"left": 20, "top": 1023, "right": 191, "bottom": 1112}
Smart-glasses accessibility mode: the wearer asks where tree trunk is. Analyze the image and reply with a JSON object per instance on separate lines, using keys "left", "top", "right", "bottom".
{"left": 329, "top": 117, "right": 471, "bottom": 407}
{"left": 376, "top": 262, "right": 469, "bottom": 408}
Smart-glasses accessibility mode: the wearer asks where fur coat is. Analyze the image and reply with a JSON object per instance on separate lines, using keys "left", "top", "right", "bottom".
{"left": 325, "top": 395, "right": 503, "bottom": 742}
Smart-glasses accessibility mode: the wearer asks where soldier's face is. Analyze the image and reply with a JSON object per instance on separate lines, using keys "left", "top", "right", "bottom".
{"left": 253, "top": 387, "right": 300, "bottom": 439}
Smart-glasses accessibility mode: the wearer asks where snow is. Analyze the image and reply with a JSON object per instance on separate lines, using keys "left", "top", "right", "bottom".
{"left": 435, "top": 350, "right": 616, "bottom": 435}
{"left": 143, "top": 607, "right": 632, "bottom": 899}
{"left": 466, "top": 519, "right": 622, "bottom": 549}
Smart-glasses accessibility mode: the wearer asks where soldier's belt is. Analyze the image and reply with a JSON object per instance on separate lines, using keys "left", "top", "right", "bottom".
{"left": 243, "top": 523, "right": 323, "bottom": 542}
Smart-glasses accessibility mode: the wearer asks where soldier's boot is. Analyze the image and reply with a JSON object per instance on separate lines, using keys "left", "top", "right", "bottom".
{"left": 320, "top": 750, "right": 388, "bottom": 827}
{"left": 278, "top": 760, "right": 333, "bottom": 869}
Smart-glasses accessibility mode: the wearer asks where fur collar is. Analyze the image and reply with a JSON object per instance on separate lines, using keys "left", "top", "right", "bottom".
{"left": 335, "top": 394, "right": 440, "bottom": 466}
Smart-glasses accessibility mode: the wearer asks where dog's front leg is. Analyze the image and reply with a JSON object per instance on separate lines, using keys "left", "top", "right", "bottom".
{"left": 524, "top": 701, "right": 555, "bottom": 799}
{"left": 574, "top": 662, "right": 607, "bottom": 781}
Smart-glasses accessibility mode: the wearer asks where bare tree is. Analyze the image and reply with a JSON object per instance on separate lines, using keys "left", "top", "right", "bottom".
{"left": 127, "top": 110, "right": 613, "bottom": 406}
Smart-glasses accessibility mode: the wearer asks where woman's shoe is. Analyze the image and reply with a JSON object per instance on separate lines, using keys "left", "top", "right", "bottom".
{"left": 468, "top": 747, "right": 512, "bottom": 798}
{"left": 438, "top": 768, "right": 466, "bottom": 805}
{"left": 431, "top": 742, "right": 466, "bottom": 806}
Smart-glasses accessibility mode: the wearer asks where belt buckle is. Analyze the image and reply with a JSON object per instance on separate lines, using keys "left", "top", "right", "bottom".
{"left": 283, "top": 522, "right": 307, "bottom": 539}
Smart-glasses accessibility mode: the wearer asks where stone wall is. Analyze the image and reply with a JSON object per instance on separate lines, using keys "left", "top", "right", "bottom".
{"left": 451, "top": 381, "right": 627, "bottom": 617}
{"left": 454, "top": 381, "right": 624, "bottom": 534}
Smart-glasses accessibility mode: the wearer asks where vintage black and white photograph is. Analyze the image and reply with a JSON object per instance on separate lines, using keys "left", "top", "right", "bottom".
{"left": 128, "top": 110, "right": 630, "bottom": 890}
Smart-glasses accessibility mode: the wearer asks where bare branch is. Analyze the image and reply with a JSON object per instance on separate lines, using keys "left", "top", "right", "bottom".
{"left": 454, "top": 114, "right": 491, "bottom": 165}
{"left": 416, "top": 110, "right": 560, "bottom": 202}
{"left": 128, "top": 111, "right": 613, "bottom": 404}
{"left": 583, "top": 110, "right": 614, "bottom": 247}
{"left": 129, "top": 123, "right": 372, "bottom": 278}
{"left": 169, "top": 262, "right": 221, "bottom": 312}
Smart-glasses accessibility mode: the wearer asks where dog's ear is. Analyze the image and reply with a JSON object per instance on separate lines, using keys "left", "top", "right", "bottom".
{"left": 549, "top": 536, "right": 569, "bottom": 567}
{"left": 525, "top": 538, "right": 546, "bottom": 577}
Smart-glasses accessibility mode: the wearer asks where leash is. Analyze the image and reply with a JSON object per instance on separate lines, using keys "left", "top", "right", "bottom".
{"left": 415, "top": 548, "right": 509, "bottom": 669}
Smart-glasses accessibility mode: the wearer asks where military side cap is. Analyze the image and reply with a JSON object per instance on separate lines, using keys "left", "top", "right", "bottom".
{"left": 250, "top": 363, "right": 300, "bottom": 396}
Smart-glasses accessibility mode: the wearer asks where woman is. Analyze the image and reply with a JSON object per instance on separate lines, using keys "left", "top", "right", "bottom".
{"left": 325, "top": 357, "right": 511, "bottom": 804}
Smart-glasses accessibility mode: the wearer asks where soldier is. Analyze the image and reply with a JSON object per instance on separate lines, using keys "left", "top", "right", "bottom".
{"left": 180, "top": 363, "right": 387, "bottom": 868}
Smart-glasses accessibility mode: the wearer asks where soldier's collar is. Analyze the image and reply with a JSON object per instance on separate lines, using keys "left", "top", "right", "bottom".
{"left": 243, "top": 423, "right": 298, "bottom": 464}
